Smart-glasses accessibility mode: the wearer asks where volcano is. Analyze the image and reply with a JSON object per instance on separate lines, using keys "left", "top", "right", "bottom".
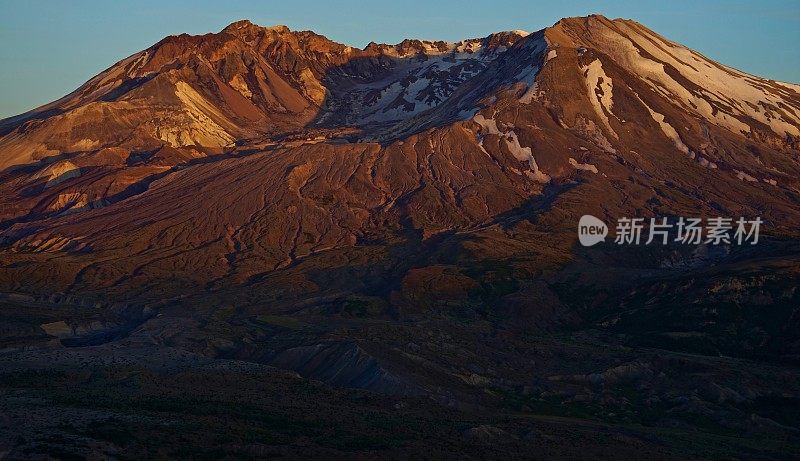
{"left": 1, "top": 15, "right": 799, "bottom": 459}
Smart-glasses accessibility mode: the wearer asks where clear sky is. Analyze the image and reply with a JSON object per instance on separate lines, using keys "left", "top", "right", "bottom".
{"left": 1, "top": 0, "right": 799, "bottom": 118}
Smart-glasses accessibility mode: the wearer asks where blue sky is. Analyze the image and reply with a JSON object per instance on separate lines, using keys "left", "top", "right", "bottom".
{"left": 1, "top": 0, "right": 799, "bottom": 118}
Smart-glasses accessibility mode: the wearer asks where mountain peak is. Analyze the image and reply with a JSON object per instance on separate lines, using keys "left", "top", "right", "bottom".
{"left": 546, "top": 14, "right": 639, "bottom": 46}
{"left": 221, "top": 20, "right": 291, "bottom": 36}
{"left": 222, "top": 19, "right": 257, "bottom": 30}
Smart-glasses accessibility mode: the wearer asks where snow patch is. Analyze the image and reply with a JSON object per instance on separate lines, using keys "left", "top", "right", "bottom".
{"left": 735, "top": 170, "right": 758, "bottom": 182}
{"left": 518, "top": 82, "right": 540, "bottom": 104}
{"left": 601, "top": 21, "right": 799, "bottom": 137}
{"left": 582, "top": 59, "right": 618, "bottom": 138}
{"left": 636, "top": 95, "right": 690, "bottom": 155}
{"left": 473, "top": 114, "right": 550, "bottom": 183}
{"left": 569, "top": 158, "right": 599, "bottom": 174}
{"left": 514, "top": 63, "right": 542, "bottom": 104}
{"left": 696, "top": 156, "right": 717, "bottom": 169}
{"left": 515, "top": 64, "right": 541, "bottom": 86}
{"left": 473, "top": 114, "right": 500, "bottom": 135}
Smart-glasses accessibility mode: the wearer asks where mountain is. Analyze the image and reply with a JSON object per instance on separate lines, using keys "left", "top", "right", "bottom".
{"left": 1, "top": 15, "right": 800, "bottom": 458}
{"left": 1, "top": 15, "right": 799, "bottom": 294}
{"left": 0, "top": 21, "right": 527, "bottom": 168}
